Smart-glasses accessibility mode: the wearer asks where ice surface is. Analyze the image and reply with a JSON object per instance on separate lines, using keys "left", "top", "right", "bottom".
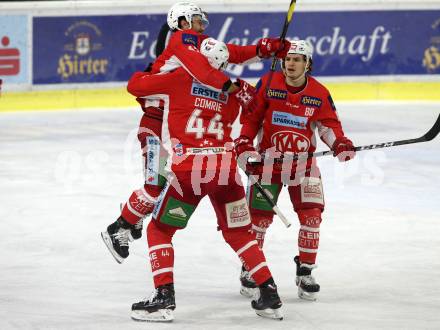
{"left": 1, "top": 103, "right": 439, "bottom": 329}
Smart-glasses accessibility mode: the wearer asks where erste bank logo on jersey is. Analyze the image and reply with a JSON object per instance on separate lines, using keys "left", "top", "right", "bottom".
{"left": 272, "top": 111, "right": 308, "bottom": 130}
{"left": 191, "top": 82, "right": 228, "bottom": 104}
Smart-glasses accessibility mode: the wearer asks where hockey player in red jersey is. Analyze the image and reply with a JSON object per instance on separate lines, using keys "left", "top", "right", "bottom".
{"left": 126, "top": 38, "right": 283, "bottom": 322}
{"left": 101, "top": 1, "right": 290, "bottom": 264}
{"left": 234, "top": 40, "right": 356, "bottom": 301}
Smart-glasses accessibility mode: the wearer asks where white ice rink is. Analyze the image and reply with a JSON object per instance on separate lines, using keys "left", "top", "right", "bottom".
{"left": 1, "top": 103, "right": 439, "bottom": 330}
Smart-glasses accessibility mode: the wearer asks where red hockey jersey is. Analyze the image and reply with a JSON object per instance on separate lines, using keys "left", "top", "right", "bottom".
{"left": 128, "top": 69, "right": 241, "bottom": 172}
{"left": 240, "top": 72, "right": 346, "bottom": 172}
{"left": 151, "top": 29, "right": 258, "bottom": 91}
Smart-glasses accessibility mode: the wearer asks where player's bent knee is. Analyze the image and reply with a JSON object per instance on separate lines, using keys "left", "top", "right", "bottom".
{"left": 221, "top": 227, "right": 254, "bottom": 249}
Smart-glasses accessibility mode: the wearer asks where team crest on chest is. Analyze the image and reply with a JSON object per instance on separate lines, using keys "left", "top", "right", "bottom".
{"left": 271, "top": 131, "right": 311, "bottom": 153}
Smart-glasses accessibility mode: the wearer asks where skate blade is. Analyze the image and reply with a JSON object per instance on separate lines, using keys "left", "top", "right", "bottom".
{"left": 240, "top": 286, "right": 257, "bottom": 299}
{"left": 298, "top": 288, "right": 317, "bottom": 301}
{"left": 131, "top": 308, "right": 174, "bottom": 322}
{"left": 255, "top": 307, "right": 283, "bottom": 320}
{"left": 100, "top": 231, "right": 124, "bottom": 264}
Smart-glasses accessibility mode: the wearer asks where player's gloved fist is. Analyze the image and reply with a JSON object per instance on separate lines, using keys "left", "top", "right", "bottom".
{"left": 231, "top": 79, "right": 257, "bottom": 110}
{"left": 257, "top": 38, "right": 291, "bottom": 59}
{"left": 332, "top": 136, "right": 356, "bottom": 162}
{"left": 234, "top": 135, "right": 259, "bottom": 170}
{"left": 234, "top": 135, "right": 256, "bottom": 158}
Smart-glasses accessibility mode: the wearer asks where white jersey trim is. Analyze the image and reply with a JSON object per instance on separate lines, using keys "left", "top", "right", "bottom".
{"left": 299, "top": 247, "right": 319, "bottom": 253}
{"left": 126, "top": 202, "right": 145, "bottom": 218}
{"left": 249, "top": 262, "right": 268, "bottom": 277}
{"left": 300, "top": 225, "right": 320, "bottom": 233}
{"left": 236, "top": 240, "right": 258, "bottom": 256}
{"left": 152, "top": 267, "right": 174, "bottom": 277}
{"left": 149, "top": 244, "right": 173, "bottom": 253}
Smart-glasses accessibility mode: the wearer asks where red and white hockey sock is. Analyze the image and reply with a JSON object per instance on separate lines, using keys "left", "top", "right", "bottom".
{"left": 250, "top": 213, "right": 274, "bottom": 249}
{"left": 121, "top": 187, "right": 159, "bottom": 225}
{"left": 147, "top": 221, "right": 177, "bottom": 288}
{"left": 222, "top": 229, "right": 272, "bottom": 285}
{"left": 297, "top": 208, "right": 322, "bottom": 265}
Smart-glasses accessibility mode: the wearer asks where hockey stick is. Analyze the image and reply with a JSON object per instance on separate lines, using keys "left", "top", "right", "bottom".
{"left": 246, "top": 172, "right": 292, "bottom": 228}
{"left": 265, "top": 0, "right": 297, "bottom": 96}
{"left": 311, "top": 113, "right": 440, "bottom": 158}
{"left": 250, "top": 113, "right": 440, "bottom": 162}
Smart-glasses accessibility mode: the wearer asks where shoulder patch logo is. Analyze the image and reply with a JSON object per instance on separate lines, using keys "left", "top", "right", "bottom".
{"left": 182, "top": 33, "right": 198, "bottom": 47}
{"left": 300, "top": 95, "right": 322, "bottom": 107}
{"left": 267, "top": 88, "right": 288, "bottom": 100}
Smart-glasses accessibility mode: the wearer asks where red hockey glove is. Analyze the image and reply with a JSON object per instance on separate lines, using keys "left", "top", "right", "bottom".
{"left": 332, "top": 137, "right": 356, "bottom": 162}
{"left": 234, "top": 135, "right": 260, "bottom": 173}
{"left": 234, "top": 135, "right": 256, "bottom": 158}
{"left": 257, "top": 38, "right": 291, "bottom": 59}
{"left": 231, "top": 79, "right": 259, "bottom": 111}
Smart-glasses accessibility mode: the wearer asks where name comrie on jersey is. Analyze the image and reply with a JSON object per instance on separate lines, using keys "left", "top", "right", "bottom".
{"left": 191, "top": 81, "right": 228, "bottom": 104}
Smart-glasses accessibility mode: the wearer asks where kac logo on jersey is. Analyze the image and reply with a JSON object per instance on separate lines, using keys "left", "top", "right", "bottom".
{"left": 191, "top": 82, "right": 228, "bottom": 104}
{"left": 272, "top": 111, "right": 307, "bottom": 130}
{"left": 182, "top": 33, "right": 198, "bottom": 47}
{"left": 174, "top": 143, "right": 184, "bottom": 156}
{"left": 301, "top": 95, "right": 322, "bottom": 108}
{"left": 267, "top": 88, "right": 287, "bottom": 100}
{"left": 271, "top": 131, "right": 311, "bottom": 153}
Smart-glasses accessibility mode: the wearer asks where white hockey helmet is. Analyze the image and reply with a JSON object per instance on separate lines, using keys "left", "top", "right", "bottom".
{"left": 200, "top": 37, "right": 229, "bottom": 70}
{"left": 287, "top": 39, "right": 313, "bottom": 61}
{"left": 167, "top": 2, "right": 209, "bottom": 31}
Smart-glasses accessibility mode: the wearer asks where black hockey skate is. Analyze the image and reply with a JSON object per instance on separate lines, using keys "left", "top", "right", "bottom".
{"left": 119, "top": 202, "right": 144, "bottom": 242}
{"left": 101, "top": 216, "right": 133, "bottom": 264}
{"left": 240, "top": 266, "right": 257, "bottom": 298}
{"left": 128, "top": 218, "right": 143, "bottom": 241}
{"left": 131, "top": 283, "right": 176, "bottom": 322}
{"left": 251, "top": 279, "right": 283, "bottom": 320}
{"left": 294, "top": 256, "right": 320, "bottom": 301}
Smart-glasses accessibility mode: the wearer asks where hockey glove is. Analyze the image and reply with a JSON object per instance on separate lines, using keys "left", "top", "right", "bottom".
{"left": 257, "top": 38, "right": 291, "bottom": 59}
{"left": 234, "top": 135, "right": 260, "bottom": 173}
{"left": 231, "top": 79, "right": 259, "bottom": 112}
{"left": 332, "top": 136, "right": 356, "bottom": 162}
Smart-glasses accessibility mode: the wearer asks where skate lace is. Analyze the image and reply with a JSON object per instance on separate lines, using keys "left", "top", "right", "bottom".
{"left": 113, "top": 228, "right": 130, "bottom": 247}
{"left": 142, "top": 288, "right": 158, "bottom": 304}
{"left": 300, "top": 275, "right": 317, "bottom": 286}
{"left": 133, "top": 219, "right": 143, "bottom": 230}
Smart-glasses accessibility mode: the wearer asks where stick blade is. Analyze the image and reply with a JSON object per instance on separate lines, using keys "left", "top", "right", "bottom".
{"left": 423, "top": 113, "right": 440, "bottom": 141}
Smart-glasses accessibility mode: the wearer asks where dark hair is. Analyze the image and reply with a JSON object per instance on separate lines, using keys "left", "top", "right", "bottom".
{"left": 281, "top": 55, "right": 313, "bottom": 74}
{"left": 307, "top": 58, "right": 313, "bottom": 74}
{"left": 155, "top": 23, "right": 171, "bottom": 57}
{"left": 177, "top": 16, "right": 187, "bottom": 29}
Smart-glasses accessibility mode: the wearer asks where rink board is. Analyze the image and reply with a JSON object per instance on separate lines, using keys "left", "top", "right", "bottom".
{"left": 1, "top": 81, "right": 440, "bottom": 112}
